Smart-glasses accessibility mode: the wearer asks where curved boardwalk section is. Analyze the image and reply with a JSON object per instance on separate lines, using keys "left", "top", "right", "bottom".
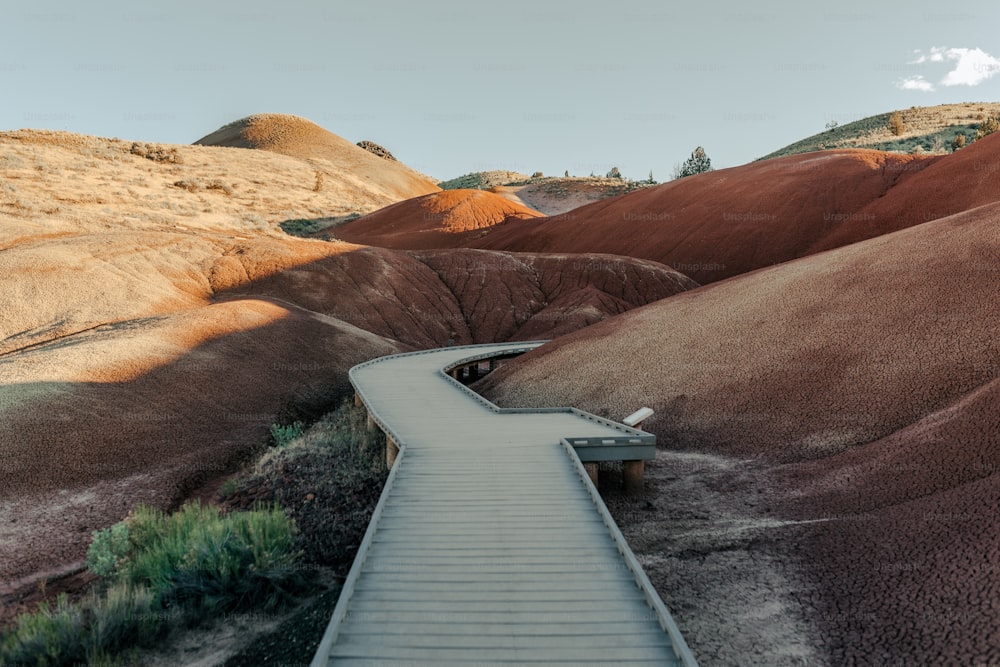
{"left": 312, "top": 342, "right": 696, "bottom": 666}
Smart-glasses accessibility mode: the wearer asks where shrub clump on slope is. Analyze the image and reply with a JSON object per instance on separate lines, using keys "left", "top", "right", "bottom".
{"left": 222, "top": 399, "right": 388, "bottom": 572}
{"left": 1, "top": 399, "right": 389, "bottom": 666}
{"left": 1, "top": 503, "right": 306, "bottom": 666}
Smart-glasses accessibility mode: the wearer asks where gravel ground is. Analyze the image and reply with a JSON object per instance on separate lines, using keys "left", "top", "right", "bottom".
{"left": 604, "top": 451, "right": 827, "bottom": 666}
{"left": 223, "top": 581, "right": 343, "bottom": 667}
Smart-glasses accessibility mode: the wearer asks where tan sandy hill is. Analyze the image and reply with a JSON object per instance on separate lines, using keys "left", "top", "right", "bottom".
{"left": 328, "top": 189, "right": 544, "bottom": 248}
{"left": 0, "top": 127, "right": 694, "bottom": 603}
{"left": 440, "top": 170, "right": 658, "bottom": 216}
{"left": 475, "top": 199, "right": 1000, "bottom": 663}
{"left": 437, "top": 170, "right": 530, "bottom": 190}
{"left": 761, "top": 101, "right": 1000, "bottom": 160}
{"left": 468, "top": 149, "right": 941, "bottom": 283}
{"left": 194, "top": 113, "right": 439, "bottom": 205}
{"left": 499, "top": 178, "right": 657, "bottom": 217}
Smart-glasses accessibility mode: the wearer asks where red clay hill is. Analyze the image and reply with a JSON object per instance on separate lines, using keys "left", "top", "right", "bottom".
{"left": 463, "top": 147, "right": 999, "bottom": 284}
{"left": 808, "top": 130, "right": 1000, "bottom": 253}
{"left": 0, "top": 125, "right": 694, "bottom": 607}
{"left": 476, "top": 190, "right": 1000, "bottom": 663}
{"left": 328, "top": 189, "right": 544, "bottom": 248}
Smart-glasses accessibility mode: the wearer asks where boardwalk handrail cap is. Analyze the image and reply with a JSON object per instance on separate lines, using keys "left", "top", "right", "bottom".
{"left": 623, "top": 407, "right": 654, "bottom": 427}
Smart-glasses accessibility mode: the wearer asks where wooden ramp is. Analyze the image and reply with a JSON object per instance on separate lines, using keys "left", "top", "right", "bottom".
{"left": 311, "top": 342, "right": 697, "bottom": 666}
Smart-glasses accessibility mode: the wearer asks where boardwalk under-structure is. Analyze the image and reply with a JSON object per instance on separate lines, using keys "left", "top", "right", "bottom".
{"left": 311, "top": 341, "right": 697, "bottom": 666}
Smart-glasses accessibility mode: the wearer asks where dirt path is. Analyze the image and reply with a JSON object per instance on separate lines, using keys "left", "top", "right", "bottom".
{"left": 606, "top": 451, "right": 827, "bottom": 666}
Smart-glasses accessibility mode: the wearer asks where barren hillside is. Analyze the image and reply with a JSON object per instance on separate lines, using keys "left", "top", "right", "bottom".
{"left": 470, "top": 149, "right": 942, "bottom": 283}
{"left": 477, "top": 198, "right": 1000, "bottom": 664}
{"left": 194, "top": 113, "right": 440, "bottom": 206}
{"left": 0, "top": 126, "right": 694, "bottom": 604}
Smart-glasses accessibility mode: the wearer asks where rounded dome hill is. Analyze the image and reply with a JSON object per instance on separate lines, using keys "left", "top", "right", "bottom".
{"left": 331, "top": 189, "right": 545, "bottom": 249}
{"left": 194, "top": 114, "right": 438, "bottom": 203}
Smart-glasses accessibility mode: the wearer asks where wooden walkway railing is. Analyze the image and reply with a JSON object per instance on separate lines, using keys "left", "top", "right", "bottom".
{"left": 311, "top": 342, "right": 697, "bottom": 666}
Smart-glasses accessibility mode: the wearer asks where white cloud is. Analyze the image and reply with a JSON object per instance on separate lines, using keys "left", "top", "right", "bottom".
{"left": 908, "top": 47, "right": 947, "bottom": 65}
{"left": 940, "top": 47, "right": 1000, "bottom": 86}
{"left": 898, "top": 76, "right": 935, "bottom": 92}
{"left": 903, "top": 46, "right": 1000, "bottom": 90}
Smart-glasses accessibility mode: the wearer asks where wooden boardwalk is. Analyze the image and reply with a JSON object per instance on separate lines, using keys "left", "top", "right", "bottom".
{"left": 311, "top": 342, "right": 697, "bottom": 666}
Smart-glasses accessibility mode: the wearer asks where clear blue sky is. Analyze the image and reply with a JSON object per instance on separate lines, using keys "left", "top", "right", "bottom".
{"left": 2, "top": 0, "right": 999, "bottom": 181}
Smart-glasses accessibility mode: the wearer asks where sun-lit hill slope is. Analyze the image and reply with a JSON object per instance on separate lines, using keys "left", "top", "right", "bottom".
{"left": 0, "top": 126, "right": 695, "bottom": 596}
{"left": 760, "top": 101, "right": 1000, "bottom": 160}
{"left": 470, "top": 149, "right": 938, "bottom": 283}
{"left": 194, "top": 113, "right": 439, "bottom": 206}
{"left": 328, "top": 189, "right": 544, "bottom": 248}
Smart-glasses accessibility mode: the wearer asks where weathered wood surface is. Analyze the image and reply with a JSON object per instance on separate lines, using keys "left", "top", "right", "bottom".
{"left": 312, "top": 342, "right": 696, "bottom": 666}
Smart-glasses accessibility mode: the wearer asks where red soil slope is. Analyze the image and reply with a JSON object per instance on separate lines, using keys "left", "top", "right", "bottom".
{"left": 0, "top": 127, "right": 696, "bottom": 606}
{"left": 479, "top": 202, "right": 1000, "bottom": 459}
{"left": 470, "top": 149, "right": 940, "bottom": 283}
{"left": 0, "top": 236, "right": 694, "bottom": 597}
{"left": 330, "top": 189, "right": 544, "bottom": 249}
{"left": 809, "top": 130, "right": 1000, "bottom": 253}
{"left": 194, "top": 113, "right": 439, "bottom": 203}
{"left": 477, "top": 201, "right": 1000, "bottom": 663}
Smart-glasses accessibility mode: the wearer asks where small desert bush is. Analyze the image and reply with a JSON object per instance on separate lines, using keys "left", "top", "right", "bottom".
{"left": 279, "top": 214, "right": 359, "bottom": 237}
{"left": 228, "top": 400, "right": 388, "bottom": 570}
{"left": 95, "top": 501, "right": 308, "bottom": 618}
{"left": 87, "top": 520, "right": 131, "bottom": 577}
{"left": 0, "top": 584, "right": 166, "bottom": 666}
{"left": 270, "top": 421, "right": 304, "bottom": 447}
{"left": 85, "top": 582, "right": 164, "bottom": 656}
{"left": 241, "top": 212, "right": 268, "bottom": 229}
{"left": 888, "top": 111, "right": 905, "bottom": 136}
{"left": 0, "top": 594, "right": 87, "bottom": 666}
{"left": 129, "top": 142, "right": 181, "bottom": 164}
{"left": 172, "top": 178, "right": 234, "bottom": 195}
{"left": 974, "top": 116, "right": 1000, "bottom": 142}
{"left": 1, "top": 502, "right": 308, "bottom": 664}
{"left": 0, "top": 152, "right": 27, "bottom": 169}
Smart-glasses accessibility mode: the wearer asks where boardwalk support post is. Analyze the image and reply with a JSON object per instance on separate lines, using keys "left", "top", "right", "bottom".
{"left": 366, "top": 410, "right": 376, "bottom": 432}
{"left": 584, "top": 462, "right": 600, "bottom": 485}
{"left": 386, "top": 435, "right": 399, "bottom": 468}
{"left": 623, "top": 460, "right": 644, "bottom": 494}
{"left": 354, "top": 392, "right": 363, "bottom": 408}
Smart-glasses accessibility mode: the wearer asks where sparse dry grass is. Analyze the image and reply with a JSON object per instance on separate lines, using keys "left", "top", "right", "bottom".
{"left": 0, "top": 128, "right": 421, "bottom": 234}
{"left": 762, "top": 102, "right": 1000, "bottom": 159}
